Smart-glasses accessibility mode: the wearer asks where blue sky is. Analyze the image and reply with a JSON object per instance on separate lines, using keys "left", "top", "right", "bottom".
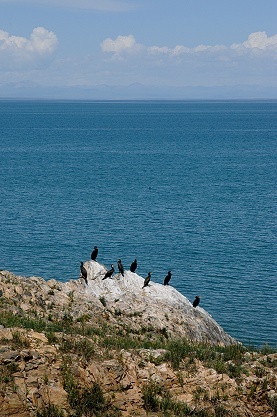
{"left": 0, "top": 0, "right": 277, "bottom": 98}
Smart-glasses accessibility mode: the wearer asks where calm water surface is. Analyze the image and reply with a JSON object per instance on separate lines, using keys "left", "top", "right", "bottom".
{"left": 0, "top": 100, "right": 276, "bottom": 347}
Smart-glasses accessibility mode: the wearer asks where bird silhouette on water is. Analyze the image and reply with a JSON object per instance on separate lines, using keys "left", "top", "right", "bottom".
{"left": 142, "top": 272, "right": 151, "bottom": 288}
{"left": 163, "top": 271, "right": 172, "bottom": 285}
{"left": 103, "top": 264, "right": 115, "bottom": 280}
{"left": 193, "top": 296, "right": 200, "bottom": 308}
{"left": 80, "top": 262, "right": 88, "bottom": 285}
{"left": 91, "top": 246, "right": 98, "bottom": 261}
{"left": 130, "top": 259, "right": 137, "bottom": 273}
{"left": 117, "top": 259, "right": 124, "bottom": 276}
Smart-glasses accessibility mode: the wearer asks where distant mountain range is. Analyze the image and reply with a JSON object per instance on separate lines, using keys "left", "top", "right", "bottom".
{"left": 0, "top": 81, "right": 276, "bottom": 100}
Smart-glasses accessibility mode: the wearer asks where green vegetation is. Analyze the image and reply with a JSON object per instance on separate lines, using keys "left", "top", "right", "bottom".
{"left": 99, "top": 296, "right": 107, "bottom": 307}
{"left": 37, "top": 404, "right": 65, "bottom": 417}
{"left": 62, "top": 357, "right": 121, "bottom": 417}
{"left": 60, "top": 335, "right": 95, "bottom": 362}
{"left": 0, "top": 273, "right": 276, "bottom": 417}
{"left": 0, "top": 299, "right": 274, "bottom": 384}
{"left": 0, "top": 362, "right": 19, "bottom": 386}
{"left": 142, "top": 380, "right": 214, "bottom": 416}
{"left": 11, "top": 330, "right": 31, "bottom": 349}
{"left": 268, "top": 394, "right": 277, "bottom": 416}
{"left": 0, "top": 308, "right": 67, "bottom": 333}
{"left": 45, "top": 330, "right": 59, "bottom": 344}
{"left": 163, "top": 339, "right": 249, "bottom": 380}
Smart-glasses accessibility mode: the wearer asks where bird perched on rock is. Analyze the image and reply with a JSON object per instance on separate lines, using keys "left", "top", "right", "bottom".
{"left": 130, "top": 259, "right": 137, "bottom": 273}
{"left": 80, "top": 262, "right": 88, "bottom": 285}
{"left": 163, "top": 271, "right": 172, "bottom": 285}
{"left": 117, "top": 259, "right": 124, "bottom": 276}
{"left": 91, "top": 246, "right": 98, "bottom": 261}
{"left": 193, "top": 296, "right": 200, "bottom": 308}
{"left": 142, "top": 272, "right": 151, "bottom": 288}
{"left": 103, "top": 264, "right": 114, "bottom": 280}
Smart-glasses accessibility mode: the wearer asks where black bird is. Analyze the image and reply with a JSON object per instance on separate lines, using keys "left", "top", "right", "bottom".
{"left": 193, "top": 296, "right": 200, "bottom": 308}
{"left": 130, "top": 259, "right": 137, "bottom": 273}
{"left": 80, "top": 262, "right": 88, "bottom": 285}
{"left": 163, "top": 271, "right": 172, "bottom": 285}
{"left": 117, "top": 259, "right": 124, "bottom": 276}
{"left": 103, "top": 264, "right": 115, "bottom": 280}
{"left": 91, "top": 246, "right": 98, "bottom": 261}
{"left": 142, "top": 272, "right": 151, "bottom": 288}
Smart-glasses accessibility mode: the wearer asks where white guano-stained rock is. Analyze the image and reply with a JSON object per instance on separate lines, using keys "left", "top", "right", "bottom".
{"left": 62, "top": 260, "right": 236, "bottom": 345}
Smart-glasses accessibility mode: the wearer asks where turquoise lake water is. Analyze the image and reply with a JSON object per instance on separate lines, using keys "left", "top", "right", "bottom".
{"left": 0, "top": 99, "right": 276, "bottom": 347}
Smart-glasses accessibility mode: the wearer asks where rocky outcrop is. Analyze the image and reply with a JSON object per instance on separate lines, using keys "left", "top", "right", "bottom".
{"left": 0, "top": 260, "right": 236, "bottom": 346}
{"left": 0, "top": 268, "right": 276, "bottom": 417}
{"left": 82, "top": 260, "right": 235, "bottom": 345}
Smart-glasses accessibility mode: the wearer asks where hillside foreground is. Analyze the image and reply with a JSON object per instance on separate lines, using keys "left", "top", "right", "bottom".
{"left": 0, "top": 263, "right": 276, "bottom": 417}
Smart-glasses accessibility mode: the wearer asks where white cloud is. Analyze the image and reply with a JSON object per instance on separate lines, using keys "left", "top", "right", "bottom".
{"left": 231, "top": 32, "right": 277, "bottom": 50}
{"left": 0, "top": 30, "right": 276, "bottom": 92}
{"left": 147, "top": 46, "right": 171, "bottom": 55}
{"left": 0, "top": 27, "right": 58, "bottom": 70}
{"left": 101, "top": 35, "right": 142, "bottom": 55}
{"left": 28, "top": 27, "right": 58, "bottom": 54}
{"left": 171, "top": 45, "right": 190, "bottom": 56}
{"left": 102, "top": 31, "right": 277, "bottom": 59}
{"left": 147, "top": 43, "right": 225, "bottom": 56}
{"left": 97, "top": 31, "right": 277, "bottom": 88}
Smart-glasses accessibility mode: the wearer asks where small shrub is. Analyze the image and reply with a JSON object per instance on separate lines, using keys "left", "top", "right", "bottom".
{"left": 177, "top": 371, "right": 184, "bottom": 387}
{"left": 0, "top": 363, "right": 19, "bottom": 385}
{"left": 193, "top": 386, "right": 209, "bottom": 403}
{"left": 267, "top": 393, "right": 277, "bottom": 416}
{"left": 68, "top": 291, "right": 74, "bottom": 303}
{"left": 46, "top": 331, "right": 58, "bottom": 345}
{"left": 209, "top": 358, "right": 226, "bottom": 374}
{"left": 62, "top": 313, "right": 73, "bottom": 324}
{"left": 221, "top": 344, "right": 246, "bottom": 362}
{"left": 210, "top": 389, "right": 221, "bottom": 405}
{"left": 262, "top": 377, "right": 269, "bottom": 391}
{"left": 260, "top": 344, "right": 275, "bottom": 355}
{"left": 214, "top": 404, "right": 232, "bottom": 416}
{"left": 11, "top": 331, "right": 30, "bottom": 348}
{"left": 149, "top": 353, "right": 165, "bottom": 366}
{"left": 76, "top": 314, "right": 91, "bottom": 323}
{"left": 160, "top": 327, "right": 169, "bottom": 339}
{"left": 254, "top": 365, "right": 267, "bottom": 378}
{"left": 259, "top": 356, "right": 277, "bottom": 368}
{"left": 60, "top": 337, "right": 94, "bottom": 361}
{"left": 165, "top": 339, "right": 190, "bottom": 369}
{"left": 78, "top": 384, "right": 106, "bottom": 413}
{"left": 99, "top": 296, "right": 107, "bottom": 307}
{"left": 184, "top": 356, "right": 197, "bottom": 375}
{"left": 62, "top": 359, "right": 121, "bottom": 416}
{"left": 142, "top": 380, "right": 198, "bottom": 416}
{"left": 168, "top": 399, "right": 192, "bottom": 416}
{"left": 248, "top": 381, "right": 258, "bottom": 399}
{"left": 142, "top": 380, "right": 162, "bottom": 412}
{"left": 37, "top": 404, "right": 65, "bottom": 417}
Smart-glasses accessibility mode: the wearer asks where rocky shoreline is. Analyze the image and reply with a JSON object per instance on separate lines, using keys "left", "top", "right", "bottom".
{"left": 0, "top": 266, "right": 276, "bottom": 416}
